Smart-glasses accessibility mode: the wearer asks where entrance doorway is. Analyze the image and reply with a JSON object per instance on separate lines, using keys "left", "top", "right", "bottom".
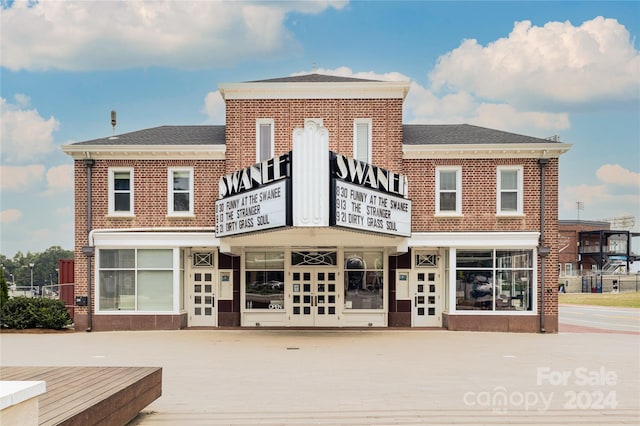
{"left": 188, "top": 266, "right": 217, "bottom": 327}
{"left": 411, "top": 268, "right": 441, "bottom": 327}
{"left": 287, "top": 268, "right": 341, "bottom": 326}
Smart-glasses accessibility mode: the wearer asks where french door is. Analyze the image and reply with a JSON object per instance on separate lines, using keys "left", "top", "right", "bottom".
{"left": 288, "top": 268, "right": 341, "bottom": 326}
{"left": 412, "top": 269, "right": 441, "bottom": 327}
{"left": 188, "top": 253, "right": 217, "bottom": 327}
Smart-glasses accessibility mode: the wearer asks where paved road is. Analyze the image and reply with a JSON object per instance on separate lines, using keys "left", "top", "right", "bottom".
{"left": 560, "top": 304, "right": 640, "bottom": 334}
{"left": 1, "top": 329, "right": 638, "bottom": 425}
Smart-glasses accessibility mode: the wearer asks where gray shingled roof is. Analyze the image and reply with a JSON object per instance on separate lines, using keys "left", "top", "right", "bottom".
{"left": 72, "top": 125, "right": 225, "bottom": 145}
{"left": 403, "top": 124, "right": 556, "bottom": 145}
{"left": 70, "top": 123, "right": 558, "bottom": 147}
{"left": 249, "top": 73, "right": 381, "bottom": 83}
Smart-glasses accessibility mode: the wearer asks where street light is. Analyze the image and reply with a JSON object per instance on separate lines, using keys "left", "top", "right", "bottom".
{"left": 29, "top": 263, "right": 34, "bottom": 295}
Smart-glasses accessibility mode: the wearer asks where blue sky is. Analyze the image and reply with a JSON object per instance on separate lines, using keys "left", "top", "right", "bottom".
{"left": 1, "top": 0, "right": 639, "bottom": 257}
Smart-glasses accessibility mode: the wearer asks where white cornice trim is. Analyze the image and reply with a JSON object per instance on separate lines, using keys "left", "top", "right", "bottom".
{"left": 62, "top": 144, "right": 226, "bottom": 160}
{"left": 409, "top": 231, "right": 540, "bottom": 248}
{"left": 92, "top": 230, "right": 219, "bottom": 247}
{"left": 218, "top": 81, "right": 410, "bottom": 100}
{"left": 403, "top": 143, "right": 572, "bottom": 159}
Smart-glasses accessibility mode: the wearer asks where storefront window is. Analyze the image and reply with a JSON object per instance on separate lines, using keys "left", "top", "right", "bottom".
{"left": 455, "top": 249, "right": 533, "bottom": 312}
{"left": 98, "top": 249, "right": 174, "bottom": 312}
{"left": 344, "top": 251, "right": 384, "bottom": 310}
{"left": 245, "top": 251, "right": 284, "bottom": 309}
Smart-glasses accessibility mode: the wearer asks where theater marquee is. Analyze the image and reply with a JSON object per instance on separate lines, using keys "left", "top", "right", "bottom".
{"left": 215, "top": 149, "right": 411, "bottom": 238}
{"left": 215, "top": 153, "right": 292, "bottom": 237}
{"left": 330, "top": 153, "right": 411, "bottom": 237}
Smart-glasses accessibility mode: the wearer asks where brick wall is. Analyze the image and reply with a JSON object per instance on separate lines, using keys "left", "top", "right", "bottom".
{"left": 225, "top": 98, "right": 404, "bottom": 172}
{"left": 73, "top": 159, "right": 226, "bottom": 318}
{"left": 72, "top": 95, "right": 561, "bottom": 327}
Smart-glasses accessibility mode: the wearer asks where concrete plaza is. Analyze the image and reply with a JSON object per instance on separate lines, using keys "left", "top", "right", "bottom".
{"left": 1, "top": 329, "right": 639, "bottom": 425}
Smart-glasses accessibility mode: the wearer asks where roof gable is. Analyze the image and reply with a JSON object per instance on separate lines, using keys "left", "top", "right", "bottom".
{"left": 249, "top": 73, "right": 381, "bottom": 83}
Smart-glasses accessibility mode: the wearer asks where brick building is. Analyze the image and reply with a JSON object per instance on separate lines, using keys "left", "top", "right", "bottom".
{"left": 62, "top": 74, "right": 571, "bottom": 332}
{"left": 558, "top": 220, "right": 610, "bottom": 276}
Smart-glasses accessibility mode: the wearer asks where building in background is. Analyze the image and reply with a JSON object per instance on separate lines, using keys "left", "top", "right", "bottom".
{"left": 559, "top": 220, "right": 638, "bottom": 276}
{"left": 63, "top": 74, "right": 571, "bottom": 332}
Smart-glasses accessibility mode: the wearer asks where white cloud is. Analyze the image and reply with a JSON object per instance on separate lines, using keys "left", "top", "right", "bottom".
{"left": 290, "top": 67, "right": 570, "bottom": 135}
{"left": 203, "top": 92, "right": 225, "bottom": 124}
{"left": 596, "top": 164, "right": 640, "bottom": 187}
{"left": 45, "top": 164, "right": 74, "bottom": 193}
{"left": 0, "top": 209, "right": 22, "bottom": 224}
{"left": 561, "top": 164, "right": 640, "bottom": 227}
{"left": 0, "top": 96, "right": 59, "bottom": 164}
{"left": 1, "top": 0, "right": 347, "bottom": 71}
{"left": 429, "top": 17, "right": 640, "bottom": 108}
{"left": 0, "top": 165, "right": 45, "bottom": 191}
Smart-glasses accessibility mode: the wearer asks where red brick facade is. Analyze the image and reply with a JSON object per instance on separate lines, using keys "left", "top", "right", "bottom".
{"left": 224, "top": 99, "right": 404, "bottom": 173}
{"left": 67, "top": 76, "right": 567, "bottom": 332}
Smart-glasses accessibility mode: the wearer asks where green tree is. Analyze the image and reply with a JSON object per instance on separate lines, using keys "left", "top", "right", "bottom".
{"left": 1, "top": 247, "right": 73, "bottom": 290}
{"left": 0, "top": 269, "right": 8, "bottom": 308}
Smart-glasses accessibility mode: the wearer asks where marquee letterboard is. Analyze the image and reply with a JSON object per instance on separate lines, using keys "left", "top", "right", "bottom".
{"left": 332, "top": 180, "right": 411, "bottom": 237}
{"left": 215, "top": 180, "right": 289, "bottom": 237}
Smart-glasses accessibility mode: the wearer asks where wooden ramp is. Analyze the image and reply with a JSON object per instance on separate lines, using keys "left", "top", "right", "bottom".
{"left": 0, "top": 366, "right": 161, "bottom": 426}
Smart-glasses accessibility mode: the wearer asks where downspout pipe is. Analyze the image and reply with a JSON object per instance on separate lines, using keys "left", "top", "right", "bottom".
{"left": 538, "top": 158, "right": 550, "bottom": 333}
{"left": 82, "top": 158, "right": 95, "bottom": 332}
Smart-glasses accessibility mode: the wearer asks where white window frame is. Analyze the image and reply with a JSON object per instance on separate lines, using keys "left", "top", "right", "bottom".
{"left": 108, "top": 167, "right": 134, "bottom": 216}
{"left": 256, "top": 118, "right": 274, "bottom": 163}
{"left": 564, "top": 263, "right": 573, "bottom": 276}
{"left": 496, "top": 166, "right": 524, "bottom": 215}
{"left": 435, "top": 166, "right": 462, "bottom": 216}
{"left": 448, "top": 247, "right": 537, "bottom": 315}
{"left": 353, "top": 118, "right": 372, "bottom": 164}
{"left": 167, "top": 167, "right": 194, "bottom": 216}
{"left": 95, "top": 247, "right": 180, "bottom": 314}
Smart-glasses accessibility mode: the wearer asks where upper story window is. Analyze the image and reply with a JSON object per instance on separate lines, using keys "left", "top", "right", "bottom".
{"left": 497, "top": 166, "right": 523, "bottom": 215}
{"left": 256, "top": 118, "right": 274, "bottom": 163}
{"left": 353, "top": 118, "right": 372, "bottom": 163}
{"left": 108, "top": 168, "right": 134, "bottom": 216}
{"left": 168, "top": 167, "right": 194, "bottom": 216}
{"left": 435, "top": 166, "right": 461, "bottom": 215}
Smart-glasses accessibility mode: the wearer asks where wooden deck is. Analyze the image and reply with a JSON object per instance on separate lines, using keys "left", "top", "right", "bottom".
{"left": 0, "top": 366, "right": 162, "bottom": 426}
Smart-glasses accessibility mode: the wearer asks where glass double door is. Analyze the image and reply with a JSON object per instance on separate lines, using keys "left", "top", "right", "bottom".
{"left": 288, "top": 268, "right": 341, "bottom": 326}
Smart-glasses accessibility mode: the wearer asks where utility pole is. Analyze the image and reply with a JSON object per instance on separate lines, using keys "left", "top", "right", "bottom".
{"left": 576, "top": 201, "right": 584, "bottom": 221}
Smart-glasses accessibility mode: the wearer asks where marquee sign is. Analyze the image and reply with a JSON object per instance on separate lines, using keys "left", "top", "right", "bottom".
{"left": 330, "top": 153, "right": 411, "bottom": 237}
{"left": 215, "top": 179, "right": 290, "bottom": 237}
{"left": 332, "top": 180, "right": 411, "bottom": 237}
{"left": 215, "top": 148, "right": 411, "bottom": 238}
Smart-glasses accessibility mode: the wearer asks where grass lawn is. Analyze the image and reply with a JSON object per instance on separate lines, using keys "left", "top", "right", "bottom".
{"left": 559, "top": 292, "right": 640, "bottom": 308}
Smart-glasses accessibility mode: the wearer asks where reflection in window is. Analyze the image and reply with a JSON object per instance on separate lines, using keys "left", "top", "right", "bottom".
{"left": 455, "top": 249, "right": 533, "bottom": 312}
{"left": 497, "top": 166, "right": 523, "bottom": 214}
{"left": 98, "top": 249, "right": 173, "bottom": 312}
{"left": 245, "top": 251, "right": 284, "bottom": 309}
{"left": 344, "top": 251, "right": 383, "bottom": 310}
{"left": 109, "top": 169, "right": 133, "bottom": 214}
{"left": 168, "top": 168, "right": 193, "bottom": 215}
{"left": 436, "top": 167, "right": 461, "bottom": 214}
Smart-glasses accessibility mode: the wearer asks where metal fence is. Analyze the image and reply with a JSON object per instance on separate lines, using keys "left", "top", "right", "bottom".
{"left": 560, "top": 274, "right": 640, "bottom": 293}
{"left": 9, "top": 284, "right": 66, "bottom": 299}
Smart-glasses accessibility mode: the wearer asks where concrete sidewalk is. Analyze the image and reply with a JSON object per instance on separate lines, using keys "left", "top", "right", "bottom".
{"left": 1, "top": 329, "right": 638, "bottom": 425}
